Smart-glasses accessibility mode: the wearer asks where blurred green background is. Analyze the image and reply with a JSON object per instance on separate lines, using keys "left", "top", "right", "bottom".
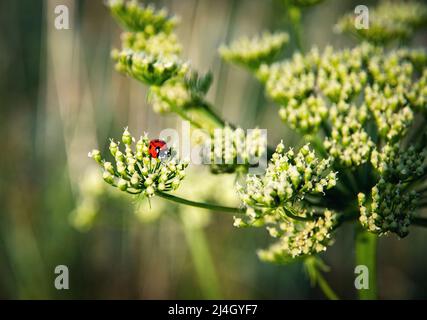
{"left": 0, "top": 0, "right": 426, "bottom": 299}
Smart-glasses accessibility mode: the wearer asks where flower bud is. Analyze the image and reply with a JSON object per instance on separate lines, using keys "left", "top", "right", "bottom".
{"left": 122, "top": 127, "right": 132, "bottom": 145}
{"left": 117, "top": 179, "right": 128, "bottom": 191}
{"left": 88, "top": 149, "right": 102, "bottom": 164}
{"left": 103, "top": 171, "right": 114, "bottom": 185}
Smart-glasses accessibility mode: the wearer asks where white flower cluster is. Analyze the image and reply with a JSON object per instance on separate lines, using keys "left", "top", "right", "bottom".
{"left": 324, "top": 102, "right": 374, "bottom": 167}
{"left": 108, "top": 0, "right": 178, "bottom": 34}
{"left": 219, "top": 32, "right": 289, "bottom": 69}
{"left": 89, "top": 128, "right": 188, "bottom": 198}
{"left": 336, "top": 1, "right": 427, "bottom": 44}
{"left": 109, "top": 1, "right": 222, "bottom": 132}
{"left": 259, "top": 45, "right": 371, "bottom": 134}
{"left": 256, "top": 44, "right": 427, "bottom": 173}
{"left": 257, "top": 209, "right": 337, "bottom": 262}
{"left": 112, "top": 49, "right": 188, "bottom": 86}
{"left": 278, "top": 95, "right": 328, "bottom": 134}
{"left": 206, "top": 126, "right": 267, "bottom": 174}
{"left": 148, "top": 80, "right": 191, "bottom": 113}
{"left": 365, "top": 85, "right": 413, "bottom": 143}
{"left": 358, "top": 180, "right": 418, "bottom": 238}
{"left": 237, "top": 143, "right": 337, "bottom": 209}
{"left": 108, "top": 1, "right": 190, "bottom": 87}
{"left": 363, "top": 49, "right": 426, "bottom": 142}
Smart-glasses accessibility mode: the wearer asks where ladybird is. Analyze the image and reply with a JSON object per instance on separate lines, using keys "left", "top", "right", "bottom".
{"left": 149, "top": 139, "right": 170, "bottom": 159}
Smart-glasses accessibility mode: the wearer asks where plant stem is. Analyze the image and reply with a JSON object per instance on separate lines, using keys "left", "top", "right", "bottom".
{"left": 287, "top": 5, "right": 304, "bottom": 52}
{"left": 355, "top": 227, "right": 378, "bottom": 300}
{"left": 156, "top": 191, "right": 243, "bottom": 214}
{"left": 181, "top": 220, "right": 222, "bottom": 299}
{"left": 304, "top": 256, "right": 340, "bottom": 300}
{"left": 199, "top": 101, "right": 227, "bottom": 127}
{"left": 316, "top": 272, "right": 339, "bottom": 300}
{"left": 282, "top": 206, "right": 315, "bottom": 221}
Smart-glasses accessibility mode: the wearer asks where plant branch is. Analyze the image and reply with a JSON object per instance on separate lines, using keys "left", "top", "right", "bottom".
{"left": 156, "top": 190, "right": 243, "bottom": 214}
{"left": 304, "top": 257, "right": 340, "bottom": 300}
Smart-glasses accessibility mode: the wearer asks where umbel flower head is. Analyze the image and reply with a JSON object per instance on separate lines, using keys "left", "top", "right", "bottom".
{"left": 88, "top": 128, "right": 188, "bottom": 198}
{"left": 258, "top": 44, "right": 427, "bottom": 133}
{"left": 254, "top": 44, "right": 427, "bottom": 166}
{"left": 219, "top": 31, "right": 289, "bottom": 69}
{"left": 358, "top": 180, "right": 418, "bottom": 238}
{"left": 335, "top": 1, "right": 427, "bottom": 45}
{"left": 237, "top": 142, "right": 337, "bottom": 209}
{"left": 257, "top": 209, "right": 338, "bottom": 262}
{"left": 234, "top": 143, "right": 339, "bottom": 260}
{"left": 108, "top": 0, "right": 178, "bottom": 34}
{"left": 109, "top": 0, "right": 190, "bottom": 88}
{"left": 112, "top": 49, "right": 188, "bottom": 86}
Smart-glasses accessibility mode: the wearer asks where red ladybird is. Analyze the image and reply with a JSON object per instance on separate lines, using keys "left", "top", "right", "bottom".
{"left": 149, "top": 139, "right": 170, "bottom": 159}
